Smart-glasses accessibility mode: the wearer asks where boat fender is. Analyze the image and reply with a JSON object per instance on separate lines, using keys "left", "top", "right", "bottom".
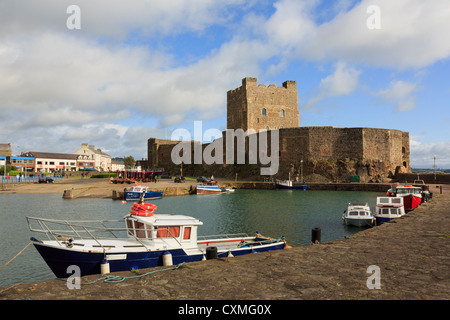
{"left": 227, "top": 251, "right": 234, "bottom": 258}
{"left": 101, "top": 259, "right": 110, "bottom": 275}
{"left": 162, "top": 251, "right": 173, "bottom": 266}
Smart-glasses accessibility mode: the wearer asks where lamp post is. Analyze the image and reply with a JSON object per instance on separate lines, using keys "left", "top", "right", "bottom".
{"left": 433, "top": 155, "right": 437, "bottom": 184}
{"left": 300, "top": 160, "right": 304, "bottom": 184}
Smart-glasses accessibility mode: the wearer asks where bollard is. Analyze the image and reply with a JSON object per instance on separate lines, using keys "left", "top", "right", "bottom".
{"left": 311, "top": 227, "right": 321, "bottom": 244}
{"left": 206, "top": 247, "right": 218, "bottom": 260}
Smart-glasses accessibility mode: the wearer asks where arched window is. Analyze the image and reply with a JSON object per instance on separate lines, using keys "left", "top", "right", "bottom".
{"left": 262, "top": 108, "right": 266, "bottom": 116}
{"left": 266, "top": 126, "right": 269, "bottom": 130}
{"left": 281, "top": 109, "right": 285, "bottom": 117}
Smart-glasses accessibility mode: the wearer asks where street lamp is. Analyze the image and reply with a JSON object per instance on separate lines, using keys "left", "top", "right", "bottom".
{"left": 300, "top": 160, "right": 304, "bottom": 184}
{"left": 433, "top": 155, "right": 437, "bottom": 184}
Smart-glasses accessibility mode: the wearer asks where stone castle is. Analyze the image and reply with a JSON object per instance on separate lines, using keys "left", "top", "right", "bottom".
{"left": 148, "top": 77, "right": 410, "bottom": 182}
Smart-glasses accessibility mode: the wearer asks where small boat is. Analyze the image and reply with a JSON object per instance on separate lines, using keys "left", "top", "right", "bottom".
{"left": 27, "top": 193, "right": 288, "bottom": 278}
{"left": 196, "top": 184, "right": 222, "bottom": 194}
{"left": 387, "top": 185, "right": 422, "bottom": 211}
{"left": 342, "top": 202, "right": 375, "bottom": 227}
{"left": 221, "top": 187, "right": 236, "bottom": 192}
{"left": 124, "top": 186, "right": 163, "bottom": 201}
{"left": 275, "top": 173, "right": 307, "bottom": 190}
{"left": 374, "top": 197, "right": 406, "bottom": 225}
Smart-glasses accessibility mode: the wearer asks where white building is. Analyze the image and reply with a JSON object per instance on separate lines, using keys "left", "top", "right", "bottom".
{"left": 74, "top": 144, "right": 112, "bottom": 172}
{"left": 25, "top": 152, "right": 78, "bottom": 172}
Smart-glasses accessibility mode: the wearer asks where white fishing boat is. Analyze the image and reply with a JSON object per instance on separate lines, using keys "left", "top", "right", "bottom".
{"left": 374, "top": 197, "right": 406, "bottom": 224}
{"left": 27, "top": 193, "right": 288, "bottom": 278}
{"left": 275, "top": 173, "right": 307, "bottom": 190}
{"left": 342, "top": 202, "right": 375, "bottom": 227}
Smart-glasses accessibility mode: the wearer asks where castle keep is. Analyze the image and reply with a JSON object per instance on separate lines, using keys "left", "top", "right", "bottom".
{"left": 148, "top": 77, "right": 410, "bottom": 182}
{"left": 227, "top": 77, "right": 299, "bottom": 131}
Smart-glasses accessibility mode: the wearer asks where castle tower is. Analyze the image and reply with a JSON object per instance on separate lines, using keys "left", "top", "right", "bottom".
{"left": 227, "top": 77, "right": 299, "bottom": 131}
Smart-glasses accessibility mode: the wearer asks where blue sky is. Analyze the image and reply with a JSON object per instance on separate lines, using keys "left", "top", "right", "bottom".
{"left": 0, "top": 0, "right": 449, "bottom": 168}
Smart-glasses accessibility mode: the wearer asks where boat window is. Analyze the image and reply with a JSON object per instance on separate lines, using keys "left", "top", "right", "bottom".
{"left": 360, "top": 211, "right": 367, "bottom": 216}
{"left": 183, "top": 227, "right": 191, "bottom": 240}
{"left": 391, "top": 208, "right": 398, "bottom": 215}
{"left": 379, "top": 198, "right": 389, "bottom": 204}
{"left": 382, "top": 208, "right": 390, "bottom": 215}
{"left": 392, "top": 198, "right": 402, "bottom": 204}
{"left": 349, "top": 211, "right": 358, "bottom": 216}
{"left": 134, "top": 221, "right": 147, "bottom": 238}
{"left": 156, "top": 226, "right": 180, "bottom": 238}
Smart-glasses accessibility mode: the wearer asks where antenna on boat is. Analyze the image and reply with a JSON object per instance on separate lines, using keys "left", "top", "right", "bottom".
{"left": 138, "top": 188, "right": 146, "bottom": 204}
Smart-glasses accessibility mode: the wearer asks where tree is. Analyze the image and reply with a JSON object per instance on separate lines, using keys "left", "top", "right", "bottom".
{"left": 124, "top": 156, "right": 135, "bottom": 169}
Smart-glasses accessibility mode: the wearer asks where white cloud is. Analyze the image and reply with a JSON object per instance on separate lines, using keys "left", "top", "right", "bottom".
{"left": 263, "top": 0, "right": 450, "bottom": 69}
{"left": 410, "top": 138, "right": 450, "bottom": 168}
{"left": 304, "top": 61, "right": 361, "bottom": 109}
{"left": 375, "top": 80, "right": 418, "bottom": 112}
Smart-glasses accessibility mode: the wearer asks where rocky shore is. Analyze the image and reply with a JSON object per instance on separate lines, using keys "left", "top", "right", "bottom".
{"left": 1, "top": 190, "right": 448, "bottom": 301}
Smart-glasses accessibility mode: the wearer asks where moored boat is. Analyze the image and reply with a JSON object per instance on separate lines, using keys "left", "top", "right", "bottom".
{"left": 124, "top": 186, "right": 163, "bottom": 201}
{"left": 387, "top": 185, "right": 422, "bottom": 211}
{"left": 275, "top": 174, "right": 307, "bottom": 190}
{"left": 27, "top": 194, "right": 288, "bottom": 278}
{"left": 196, "top": 185, "right": 222, "bottom": 194}
{"left": 374, "top": 196, "right": 406, "bottom": 225}
{"left": 342, "top": 202, "right": 375, "bottom": 227}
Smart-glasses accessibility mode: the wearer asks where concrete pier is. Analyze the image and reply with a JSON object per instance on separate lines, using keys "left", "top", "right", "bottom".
{"left": 1, "top": 193, "right": 448, "bottom": 300}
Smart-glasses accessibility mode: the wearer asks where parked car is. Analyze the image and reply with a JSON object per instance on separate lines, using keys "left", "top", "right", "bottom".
{"left": 39, "top": 176, "right": 54, "bottom": 183}
{"left": 174, "top": 175, "right": 185, "bottom": 183}
{"left": 197, "top": 176, "right": 208, "bottom": 182}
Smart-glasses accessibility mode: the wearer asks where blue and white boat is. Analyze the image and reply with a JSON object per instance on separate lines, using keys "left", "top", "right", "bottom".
{"left": 275, "top": 174, "right": 307, "bottom": 190}
{"left": 373, "top": 197, "right": 406, "bottom": 225}
{"left": 196, "top": 184, "right": 222, "bottom": 194}
{"left": 27, "top": 196, "right": 288, "bottom": 278}
{"left": 124, "top": 186, "right": 163, "bottom": 201}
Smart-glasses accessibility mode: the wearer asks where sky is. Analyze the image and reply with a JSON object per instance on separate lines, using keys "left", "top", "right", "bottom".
{"left": 0, "top": 0, "right": 449, "bottom": 168}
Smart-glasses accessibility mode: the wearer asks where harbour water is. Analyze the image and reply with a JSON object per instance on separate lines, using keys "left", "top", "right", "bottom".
{"left": 0, "top": 190, "right": 384, "bottom": 287}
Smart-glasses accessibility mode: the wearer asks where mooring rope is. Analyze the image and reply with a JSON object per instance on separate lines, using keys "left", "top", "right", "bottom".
{"left": 69, "top": 262, "right": 185, "bottom": 285}
{"left": 0, "top": 241, "right": 33, "bottom": 272}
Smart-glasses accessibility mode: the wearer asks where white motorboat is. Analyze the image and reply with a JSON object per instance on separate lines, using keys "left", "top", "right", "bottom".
{"left": 374, "top": 197, "right": 406, "bottom": 224}
{"left": 342, "top": 202, "right": 375, "bottom": 227}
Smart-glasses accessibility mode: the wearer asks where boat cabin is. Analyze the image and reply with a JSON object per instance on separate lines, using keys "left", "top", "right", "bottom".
{"left": 375, "top": 197, "right": 405, "bottom": 217}
{"left": 124, "top": 214, "right": 203, "bottom": 247}
{"left": 394, "top": 185, "right": 422, "bottom": 196}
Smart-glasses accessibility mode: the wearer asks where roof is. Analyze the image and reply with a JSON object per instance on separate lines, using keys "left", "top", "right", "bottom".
{"left": 129, "top": 214, "right": 203, "bottom": 226}
{"left": 26, "top": 152, "right": 78, "bottom": 160}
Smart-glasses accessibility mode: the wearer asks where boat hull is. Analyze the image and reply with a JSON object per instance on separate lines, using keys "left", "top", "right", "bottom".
{"left": 275, "top": 184, "right": 307, "bottom": 190}
{"left": 33, "top": 240, "right": 286, "bottom": 278}
{"left": 343, "top": 218, "right": 374, "bottom": 227}
{"left": 124, "top": 190, "right": 163, "bottom": 201}
{"left": 402, "top": 195, "right": 422, "bottom": 211}
{"left": 196, "top": 187, "right": 222, "bottom": 194}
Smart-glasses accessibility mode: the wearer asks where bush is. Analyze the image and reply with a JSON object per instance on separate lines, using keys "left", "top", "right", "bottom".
{"left": 91, "top": 173, "right": 117, "bottom": 179}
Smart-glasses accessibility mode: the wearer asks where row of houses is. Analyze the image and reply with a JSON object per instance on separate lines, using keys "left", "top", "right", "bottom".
{"left": 1, "top": 143, "right": 125, "bottom": 173}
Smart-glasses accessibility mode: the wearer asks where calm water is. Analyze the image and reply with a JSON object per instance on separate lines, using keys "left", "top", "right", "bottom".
{"left": 0, "top": 190, "right": 384, "bottom": 287}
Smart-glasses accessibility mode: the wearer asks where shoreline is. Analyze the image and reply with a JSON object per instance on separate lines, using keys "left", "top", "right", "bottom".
{"left": 2, "top": 177, "right": 447, "bottom": 199}
{"left": 1, "top": 192, "right": 448, "bottom": 300}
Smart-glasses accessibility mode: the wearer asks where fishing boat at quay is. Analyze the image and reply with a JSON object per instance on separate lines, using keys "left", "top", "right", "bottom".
{"left": 386, "top": 184, "right": 422, "bottom": 211}
{"left": 275, "top": 174, "right": 307, "bottom": 190}
{"left": 124, "top": 186, "right": 163, "bottom": 201}
{"left": 27, "top": 193, "right": 288, "bottom": 278}
{"left": 374, "top": 196, "right": 406, "bottom": 224}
